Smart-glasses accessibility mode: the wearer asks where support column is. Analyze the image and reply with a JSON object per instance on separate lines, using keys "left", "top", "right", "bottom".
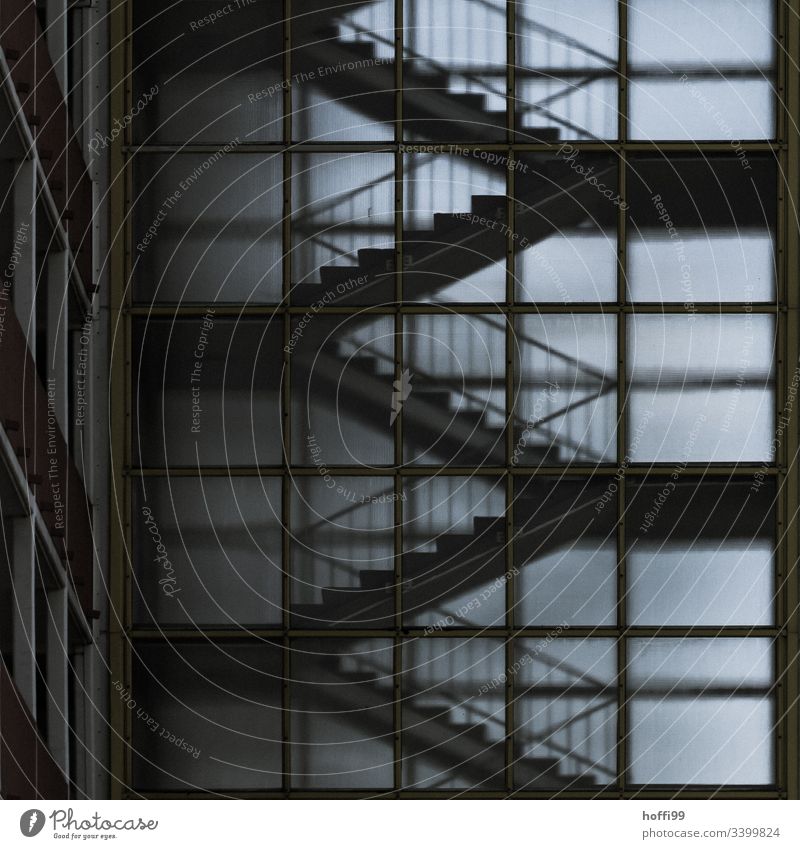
{"left": 12, "top": 516, "right": 36, "bottom": 718}
{"left": 46, "top": 251, "right": 70, "bottom": 438}
{"left": 46, "top": 586, "right": 69, "bottom": 778}
{"left": 12, "top": 160, "right": 36, "bottom": 359}
{"left": 46, "top": 0, "right": 69, "bottom": 95}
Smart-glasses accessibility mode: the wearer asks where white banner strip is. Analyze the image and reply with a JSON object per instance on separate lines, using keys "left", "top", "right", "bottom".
{"left": 1, "top": 800, "right": 799, "bottom": 848}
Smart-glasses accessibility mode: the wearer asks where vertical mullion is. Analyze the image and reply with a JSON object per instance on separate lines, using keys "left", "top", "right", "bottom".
{"left": 393, "top": 0, "right": 404, "bottom": 795}
{"left": 780, "top": 0, "right": 799, "bottom": 800}
{"left": 507, "top": 0, "right": 515, "bottom": 142}
{"left": 282, "top": 0, "right": 293, "bottom": 794}
{"left": 616, "top": 0, "right": 629, "bottom": 795}
{"left": 284, "top": 0, "right": 292, "bottom": 146}
{"left": 505, "top": 0, "right": 517, "bottom": 790}
{"left": 108, "top": 0, "right": 133, "bottom": 799}
{"left": 281, "top": 307, "right": 292, "bottom": 795}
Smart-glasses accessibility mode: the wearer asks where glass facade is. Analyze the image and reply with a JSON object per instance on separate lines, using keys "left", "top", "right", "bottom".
{"left": 117, "top": 0, "right": 790, "bottom": 796}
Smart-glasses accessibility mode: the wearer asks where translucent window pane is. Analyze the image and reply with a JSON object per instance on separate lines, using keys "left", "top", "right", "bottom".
{"left": 133, "top": 319, "right": 283, "bottom": 467}
{"left": 515, "top": 638, "right": 617, "bottom": 788}
{"left": 514, "top": 155, "right": 618, "bottom": 302}
{"left": 402, "top": 476, "right": 506, "bottom": 627}
{"left": 627, "top": 315, "right": 775, "bottom": 462}
{"left": 403, "top": 314, "right": 506, "bottom": 465}
{"left": 514, "top": 477, "right": 617, "bottom": 627}
{"left": 290, "top": 316, "right": 394, "bottom": 466}
{"left": 516, "top": 0, "right": 618, "bottom": 141}
{"left": 515, "top": 314, "right": 617, "bottom": 464}
{"left": 403, "top": 154, "right": 506, "bottom": 303}
{"left": 629, "top": 638, "right": 775, "bottom": 785}
{"left": 132, "top": 477, "right": 282, "bottom": 627}
{"left": 291, "top": 639, "right": 394, "bottom": 788}
{"left": 403, "top": 0, "right": 506, "bottom": 141}
{"left": 627, "top": 157, "right": 776, "bottom": 303}
{"left": 290, "top": 477, "right": 395, "bottom": 628}
{"left": 629, "top": 0, "right": 775, "bottom": 140}
{"left": 627, "top": 478, "right": 774, "bottom": 627}
{"left": 132, "top": 642, "right": 282, "bottom": 791}
{"left": 132, "top": 1, "right": 282, "bottom": 144}
{"left": 291, "top": 153, "right": 394, "bottom": 306}
{"left": 133, "top": 154, "right": 282, "bottom": 304}
{"left": 403, "top": 638, "right": 506, "bottom": 789}
{"left": 292, "top": 1, "right": 394, "bottom": 141}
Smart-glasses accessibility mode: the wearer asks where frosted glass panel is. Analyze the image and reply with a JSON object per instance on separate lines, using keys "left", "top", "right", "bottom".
{"left": 132, "top": 476, "right": 282, "bottom": 627}
{"left": 629, "top": 638, "right": 774, "bottom": 785}
{"left": 515, "top": 638, "right": 616, "bottom": 788}
{"left": 514, "top": 154, "right": 618, "bottom": 303}
{"left": 403, "top": 0, "right": 506, "bottom": 140}
{"left": 132, "top": 1, "right": 282, "bottom": 144}
{"left": 133, "top": 154, "right": 282, "bottom": 304}
{"left": 514, "top": 477, "right": 617, "bottom": 627}
{"left": 516, "top": 0, "right": 618, "bottom": 140}
{"left": 627, "top": 315, "right": 775, "bottom": 462}
{"left": 403, "top": 639, "right": 506, "bottom": 789}
{"left": 291, "top": 639, "right": 394, "bottom": 788}
{"left": 403, "top": 314, "right": 506, "bottom": 465}
{"left": 515, "top": 314, "right": 617, "bottom": 464}
{"left": 629, "top": 0, "right": 775, "bottom": 140}
{"left": 292, "top": 0, "right": 394, "bottom": 141}
{"left": 290, "top": 315, "right": 394, "bottom": 466}
{"left": 290, "top": 477, "right": 395, "bottom": 628}
{"left": 292, "top": 153, "right": 394, "bottom": 305}
{"left": 627, "top": 478, "right": 774, "bottom": 626}
{"left": 402, "top": 476, "right": 506, "bottom": 627}
{"left": 403, "top": 154, "right": 506, "bottom": 303}
{"left": 133, "top": 319, "right": 283, "bottom": 467}
{"left": 132, "top": 642, "right": 282, "bottom": 791}
{"left": 627, "top": 157, "right": 776, "bottom": 302}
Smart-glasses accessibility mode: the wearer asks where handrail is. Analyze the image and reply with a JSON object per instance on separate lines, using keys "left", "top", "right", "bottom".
{"left": 337, "top": 18, "right": 605, "bottom": 141}
{"left": 467, "top": 0, "right": 617, "bottom": 68}
{"left": 332, "top": 489, "right": 609, "bottom": 624}
{"left": 326, "top": 163, "right": 619, "bottom": 306}
{"left": 348, "top": 337, "right": 613, "bottom": 459}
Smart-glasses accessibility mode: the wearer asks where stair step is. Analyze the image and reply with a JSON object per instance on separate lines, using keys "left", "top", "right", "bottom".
{"left": 360, "top": 569, "right": 395, "bottom": 590}
{"left": 471, "top": 195, "right": 507, "bottom": 221}
{"left": 402, "top": 68, "right": 452, "bottom": 92}
{"left": 473, "top": 516, "right": 505, "bottom": 539}
{"left": 357, "top": 247, "right": 395, "bottom": 271}
{"left": 433, "top": 212, "right": 470, "bottom": 233}
{"left": 403, "top": 548, "right": 504, "bottom": 581}
{"left": 335, "top": 40, "right": 379, "bottom": 61}
{"left": 408, "top": 91, "right": 486, "bottom": 113}
{"left": 322, "top": 585, "right": 391, "bottom": 606}
{"left": 318, "top": 264, "right": 364, "bottom": 289}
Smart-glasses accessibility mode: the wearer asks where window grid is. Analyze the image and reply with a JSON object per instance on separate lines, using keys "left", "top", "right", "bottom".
{"left": 110, "top": 0, "right": 800, "bottom": 797}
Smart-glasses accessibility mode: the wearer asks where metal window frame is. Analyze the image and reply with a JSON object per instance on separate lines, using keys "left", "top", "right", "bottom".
{"left": 109, "top": 0, "right": 800, "bottom": 799}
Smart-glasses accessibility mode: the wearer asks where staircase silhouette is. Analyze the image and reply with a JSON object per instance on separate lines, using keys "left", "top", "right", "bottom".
{"left": 288, "top": 5, "right": 613, "bottom": 793}
{"left": 292, "top": 482, "right": 602, "bottom": 628}
{"left": 292, "top": 159, "right": 613, "bottom": 306}
{"left": 294, "top": 22, "right": 562, "bottom": 143}
{"left": 300, "top": 649, "right": 609, "bottom": 790}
